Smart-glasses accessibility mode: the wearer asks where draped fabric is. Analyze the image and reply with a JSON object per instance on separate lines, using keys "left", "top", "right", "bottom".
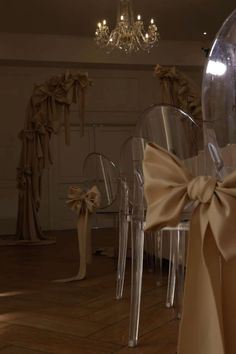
{"left": 16, "top": 71, "right": 91, "bottom": 242}
{"left": 154, "top": 64, "right": 202, "bottom": 122}
{"left": 154, "top": 64, "right": 203, "bottom": 153}
{"left": 143, "top": 143, "right": 236, "bottom": 354}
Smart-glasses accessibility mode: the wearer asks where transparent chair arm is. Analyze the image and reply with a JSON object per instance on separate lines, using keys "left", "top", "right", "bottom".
{"left": 116, "top": 179, "right": 130, "bottom": 300}
{"left": 205, "top": 127, "right": 227, "bottom": 179}
{"left": 128, "top": 164, "right": 145, "bottom": 347}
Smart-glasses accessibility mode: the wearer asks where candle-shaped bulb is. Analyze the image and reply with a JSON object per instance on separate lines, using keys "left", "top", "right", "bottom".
{"left": 120, "top": 15, "right": 124, "bottom": 21}
{"left": 150, "top": 18, "right": 154, "bottom": 24}
{"left": 103, "top": 19, "right": 107, "bottom": 25}
{"left": 97, "top": 22, "right": 102, "bottom": 28}
{"left": 145, "top": 33, "right": 149, "bottom": 39}
{"left": 137, "top": 14, "right": 141, "bottom": 20}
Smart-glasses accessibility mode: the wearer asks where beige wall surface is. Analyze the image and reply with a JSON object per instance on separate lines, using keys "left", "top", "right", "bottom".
{"left": 0, "top": 63, "right": 203, "bottom": 235}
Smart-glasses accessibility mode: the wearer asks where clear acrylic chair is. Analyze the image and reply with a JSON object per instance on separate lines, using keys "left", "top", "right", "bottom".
{"left": 116, "top": 137, "right": 162, "bottom": 301}
{"left": 55, "top": 152, "right": 120, "bottom": 282}
{"left": 200, "top": 10, "right": 236, "bottom": 353}
{"left": 128, "top": 104, "right": 201, "bottom": 347}
{"left": 82, "top": 152, "right": 120, "bottom": 256}
{"left": 83, "top": 152, "right": 120, "bottom": 209}
{"left": 116, "top": 137, "right": 134, "bottom": 299}
{"left": 201, "top": 8, "right": 236, "bottom": 178}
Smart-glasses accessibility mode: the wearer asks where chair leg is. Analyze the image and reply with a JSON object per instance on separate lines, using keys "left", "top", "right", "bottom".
{"left": 175, "top": 228, "right": 186, "bottom": 319}
{"left": 155, "top": 230, "right": 163, "bottom": 286}
{"left": 116, "top": 213, "right": 129, "bottom": 300}
{"left": 166, "top": 226, "right": 187, "bottom": 314}
{"left": 128, "top": 219, "right": 144, "bottom": 348}
{"left": 166, "top": 230, "right": 177, "bottom": 308}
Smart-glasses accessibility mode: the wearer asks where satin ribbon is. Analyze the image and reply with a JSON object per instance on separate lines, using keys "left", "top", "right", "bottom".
{"left": 55, "top": 185, "right": 100, "bottom": 282}
{"left": 154, "top": 64, "right": 202, "bottom": 123}
{"left": 32, "top": 72, "right": 91, "bottom": 144}
{"left": 16, "top": 71, "right": 92, "bottom": 243}
{"left": 143, "top": 143, "right": 236, "bottom": 354}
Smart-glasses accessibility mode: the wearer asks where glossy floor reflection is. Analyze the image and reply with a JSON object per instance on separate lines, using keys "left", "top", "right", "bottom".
{"left": 0, "top": 230, "right": 178, "bottom": 354}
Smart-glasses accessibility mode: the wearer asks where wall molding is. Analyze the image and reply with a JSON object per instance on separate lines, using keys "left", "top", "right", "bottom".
{"left": 0, "top": 33, "right": 208, "bottom": 67}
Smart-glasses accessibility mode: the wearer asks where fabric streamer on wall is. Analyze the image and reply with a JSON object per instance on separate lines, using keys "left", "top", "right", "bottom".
{"left": 154, "top": 64, "right": 203, "bottom": 153}
{"left": 16, "top": 70, "right": 92, "bottom": 243}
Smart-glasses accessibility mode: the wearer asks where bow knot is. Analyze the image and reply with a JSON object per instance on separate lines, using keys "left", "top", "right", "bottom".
{"left": 187, "top": 176, "right": 217, "bottom": 203}
{"left": 143, "top": 143, "right": 236, "bottom": 354}
{"left": 66, "top": 185, "right": 101, "bottom": 215}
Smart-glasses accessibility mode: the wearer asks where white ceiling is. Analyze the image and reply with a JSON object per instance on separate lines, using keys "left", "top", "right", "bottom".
{"left": 0, "top": 0, "right": 235, "bottom": 41}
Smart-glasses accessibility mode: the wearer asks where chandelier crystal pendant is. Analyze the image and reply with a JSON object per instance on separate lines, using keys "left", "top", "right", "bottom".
{"left": 95, "top": 0, "right": 160, "bottom": 54}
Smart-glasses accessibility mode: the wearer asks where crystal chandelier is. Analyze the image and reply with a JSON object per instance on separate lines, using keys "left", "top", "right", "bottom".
{"left": 95, "top": 0, "right": 160, "bottom": 54}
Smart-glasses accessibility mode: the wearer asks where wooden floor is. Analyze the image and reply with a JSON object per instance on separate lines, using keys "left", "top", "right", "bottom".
{"left": 0, "top": 230, "right": 178, "bottom": 354}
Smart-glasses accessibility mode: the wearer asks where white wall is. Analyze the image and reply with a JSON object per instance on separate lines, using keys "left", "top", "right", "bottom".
{"left": 0, "top": 64, "right": 202, "bottom": 234}
{"left": 0, "top": 33, "right": 208, "bottom": 67}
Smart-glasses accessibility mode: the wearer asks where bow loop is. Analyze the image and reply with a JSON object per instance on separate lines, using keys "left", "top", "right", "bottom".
{"left": 187, "top": 176, "right": 217, "bottom": 203}
{"left": 17, "top": 167, "right": 32, "bottom": 190}
{"left": 143, "top": 142, "right": 236, "bottom": 354}
{"left": 66, "top": 186, "right": 101, "bottom": 215}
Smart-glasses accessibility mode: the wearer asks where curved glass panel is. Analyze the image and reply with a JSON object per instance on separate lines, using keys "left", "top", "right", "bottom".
{"left": 134, "top": 104, "right": 201, "bottom": 162}
{"left": 132, "top": 104, "right": 201, "bottom": 224}
{"left": 83, "top": 152, "right": 119, "bottom": 209}
{"left": 202, "top": 8, "right": 236, "bottom": 145}
{"left": 202, "top": 9, "right": 236, "bottom": 176}
{"left": 119, "top": 136, "right": 134, "bottom": 203}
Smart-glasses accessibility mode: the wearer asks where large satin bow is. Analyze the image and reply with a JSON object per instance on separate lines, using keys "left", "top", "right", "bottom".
{"left": 67, "top": 186, "right": 100, "bottom": 215}
{"left": 56, "top": 186, "right": 100, "bottom": 282}
{"left": 143, "top": 143, "right": 236, "bottom": 354}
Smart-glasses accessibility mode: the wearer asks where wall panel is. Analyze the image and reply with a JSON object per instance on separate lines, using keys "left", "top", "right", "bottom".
{"left": 0, "top": 64, "right": 201, "bottom": 234}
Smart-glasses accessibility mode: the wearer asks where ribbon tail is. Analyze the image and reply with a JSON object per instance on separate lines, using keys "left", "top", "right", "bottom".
{"left": 48, "top": 98, "right": 55, "bottom": 123}
{"left": 221, "top": 255, "right": 236, "bottom": 353}
{"left": 76, "top": 210, "right": 88, "bottom": 280}
{"left": 178, "top": 207, "right": 225, "bottom": 354}
{"left": 78, "top": 86, "right": 85, "bottom": 137}
{"left": 53, "top": 210, "right": 89, "bottom": 283}
{"left": 64, "top": 105, "right": 70, "bottom": 146}
{"left": 86, "top": 214, "right": 92, "bottom": 264}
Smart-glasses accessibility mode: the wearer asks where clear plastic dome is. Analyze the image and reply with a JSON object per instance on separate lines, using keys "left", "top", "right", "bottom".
{"left": 82, "top": 152, "right": 119, "bottom": 209}
{"left": 202, "top": 9, "right": 236, "bottom": 147}
{"left": 134, "top": 104, "right": 200, "bottom": 160}
{"left": 202, "top": 9, "right": 236, "bottom": 177}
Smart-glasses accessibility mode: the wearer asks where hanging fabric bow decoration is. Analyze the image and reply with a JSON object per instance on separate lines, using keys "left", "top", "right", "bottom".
{"left": 56, "top": 185, "right": 101, "bottom": 282}
{"left": 16, "top": 71, "right": 92, "bottom": 244}
{"left": 143, "top": 143, "right": 236, "bottom": 354}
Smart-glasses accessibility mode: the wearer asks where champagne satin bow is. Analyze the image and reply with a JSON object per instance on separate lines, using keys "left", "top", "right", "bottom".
{"left": 56, "top": 185, "right": 100, "bottom": 282}
{"left": 143, "top": 143, "right": 236, "bottom": 354}
{"left": 67, "top": 186, "right": 100, "bottom": 215}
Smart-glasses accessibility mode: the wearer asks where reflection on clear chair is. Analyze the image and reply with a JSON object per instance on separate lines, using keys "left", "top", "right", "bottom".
{"left": 116, "top": 137, "right": 133, "bottom": 299}
{"left": 116, "top": 137, "right": 160, "bottom": 301}
{"left": 199, "top": 9, "right": 236, "bottom": 353}
{"left": 83, "top": 152, "right": 119, "bottom": 209}
{"left": 128, "top": 104, "right": 201, "bottom": 347}
{"left": 202, "top": 8, "right": 236, "bottom": 177}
